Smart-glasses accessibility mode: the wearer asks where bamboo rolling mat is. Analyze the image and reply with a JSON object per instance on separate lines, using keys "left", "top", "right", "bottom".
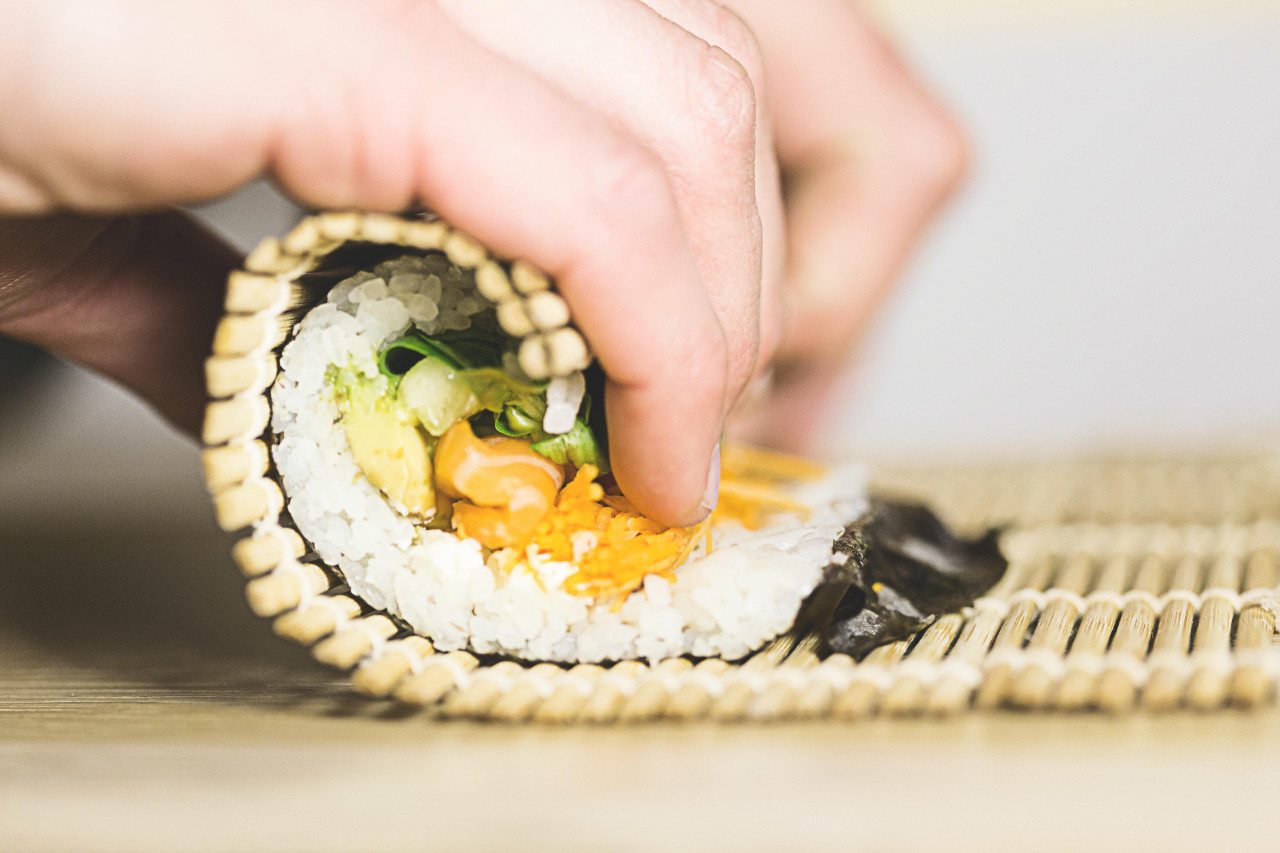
{"left": 201, "top": 213, "right": 1280, "bottom": 723}
{"left": 217, "top": 449, "right": 1280, "bottom": 723}
{"left": 354, "top": 455, "right": 1280, "bottom": 722}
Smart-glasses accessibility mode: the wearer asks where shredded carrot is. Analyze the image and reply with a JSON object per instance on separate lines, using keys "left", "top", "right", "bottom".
{"left": 721, "top": 444, "right": 826, "bottom": 481}
{"left": 713, "top": 444, "right": 826, "bottom": 530}
{"left": 505, "top": 465, "right": 696, "bottom": 605}
{"left": 489, "top": 444, "right": 827, "bottom": 603}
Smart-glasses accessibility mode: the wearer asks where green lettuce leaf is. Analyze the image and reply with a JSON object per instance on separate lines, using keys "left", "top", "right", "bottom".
{"left": 375, "top": 329, "right": 610, "bottom": 473}
{"left": 530, "top": 416, "right": 608, "bottom": 473}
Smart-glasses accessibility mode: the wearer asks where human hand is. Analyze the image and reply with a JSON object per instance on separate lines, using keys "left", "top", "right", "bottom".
{"left": 0, "top": 0, "right": 962, "bottom": 529}
{"left": 435, "top": 0, "right": 968, "bottom": 457}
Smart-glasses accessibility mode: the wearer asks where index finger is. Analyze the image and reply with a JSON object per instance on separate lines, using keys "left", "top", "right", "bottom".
{"left": 369, "top": 7, "right": 729, "bottom": 525}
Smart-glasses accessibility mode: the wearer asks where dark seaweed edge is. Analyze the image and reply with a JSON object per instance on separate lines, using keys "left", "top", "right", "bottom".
{"left": 813, "top": 498, "right": 1008, "bottom": 660}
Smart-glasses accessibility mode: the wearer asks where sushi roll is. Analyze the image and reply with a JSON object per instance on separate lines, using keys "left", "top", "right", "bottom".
{"left": 203, "top": 211, "right": 1005, "bottom": 667}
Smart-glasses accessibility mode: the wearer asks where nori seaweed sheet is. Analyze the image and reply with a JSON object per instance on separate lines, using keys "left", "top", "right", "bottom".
{"left": 796, "top": 499, "right": 1007, "bottom": 660}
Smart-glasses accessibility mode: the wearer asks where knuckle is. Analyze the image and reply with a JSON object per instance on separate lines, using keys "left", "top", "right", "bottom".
{"left": 582, "top": 140, "right": 675, "bottom": 243}
{"left": 701, "top": 5, "right": 765, "bottom": 83}
{"left": 685, "top": 45, "right": 756, "bottom": 150}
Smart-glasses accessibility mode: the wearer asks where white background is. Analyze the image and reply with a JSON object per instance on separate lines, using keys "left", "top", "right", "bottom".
{"left": 823, "top": 0, "right": 1280, "bottom": 456}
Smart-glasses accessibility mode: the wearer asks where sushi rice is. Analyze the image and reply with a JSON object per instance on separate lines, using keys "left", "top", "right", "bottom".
{"left": 270, "top": 255, "right": 868, "bottom": 663}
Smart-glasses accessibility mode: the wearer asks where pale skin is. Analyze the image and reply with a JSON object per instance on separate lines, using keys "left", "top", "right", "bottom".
{"left": 0, "top": 0, "right": 966, "bottom": 527}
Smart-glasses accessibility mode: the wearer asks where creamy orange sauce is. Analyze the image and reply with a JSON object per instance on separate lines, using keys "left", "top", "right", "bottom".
{"left": 435, "top": 421, "right": 564, "bottom": 549}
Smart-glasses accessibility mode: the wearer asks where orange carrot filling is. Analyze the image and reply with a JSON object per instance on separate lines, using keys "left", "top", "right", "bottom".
{"left": 434, "top": 428, "right": 824, "bottom": 603}
{"left": 712, "top": 445, "right": 824, "bottom": 530}
{"left": 492, "top": 465, "right": 710, "bottom": 606}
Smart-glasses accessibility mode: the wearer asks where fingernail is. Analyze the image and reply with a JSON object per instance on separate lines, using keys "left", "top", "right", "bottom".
{"left": 700, "top": 441, "right": 722, "bottom": 516}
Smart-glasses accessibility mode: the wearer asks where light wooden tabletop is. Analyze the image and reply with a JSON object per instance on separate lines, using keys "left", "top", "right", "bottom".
{"left": 2, "top": 517, "right": 1277, "bottom": 853}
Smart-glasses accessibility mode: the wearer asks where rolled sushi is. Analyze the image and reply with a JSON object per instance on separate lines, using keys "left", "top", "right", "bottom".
{"left": 205, "top": 212, "right": 1005, "bottom": 666}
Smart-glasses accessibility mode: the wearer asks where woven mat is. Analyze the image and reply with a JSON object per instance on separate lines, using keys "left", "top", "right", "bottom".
{"left": 234, "top": 455, "right": 1280, "bottom": 723}
{"left": 349, "top": 451, "right": 1277, "bottom": 722}
{"left": 201, "top": 213, "right": 1280, "bottom": 723}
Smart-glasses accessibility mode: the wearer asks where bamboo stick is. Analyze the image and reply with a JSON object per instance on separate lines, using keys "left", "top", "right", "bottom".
{"left": 925, "top": 548, "right": 1034, "bottom": 715}
{"left": 546, "top": 327, "right": 592, "bottom": 375}
{"left": 221, "top": 270, "right": 299, "bottom": 313}
{"left": 280, "top": 216, "right": 324, "bottom": 255}
{"left": 525, "top": 291, "right": 571, "bottom": 331}
{"left": 579, "top": 661, "right": 646, "bottom": 723}
{"left": 245, "top": 563, "right": 332, "bottom": 617}
{"left": 316, "top": 210, "right": 362, "bottom": 242}
{"left": 231, "top": 526, "right": 306, "bottom": 578}
{"left": 273, "top": 594, "right": 362, "bottom": 644}
{"left": 1142, "top": 550, "right": 1206, "bottom": 711}
{"left": 1097, "top": 545, "right": 1169, "bottom": 714}
{"left": 1185, "top": 546, "right": 1244, "bottom": 711}
{"left": 516, "top": 335, "right": 550, "bottom": 380}
{"left": 202, "top": 397, "right": 269, "bottom": 446}
{"left": 974, "top": 553, "right": 1055, "bottom": 710}
{"left": 393, "top": 652, "right": 478, "bottom": 706}
{"left": 832, "top": 639, "right": 909, "bottom": 720}
{"left": 490, "top": 664, "right": 565, "bottom": 723}
{"left": 708, "top": 680, "right": 756, "bottom": 722}
{"left": 205, "top": 354, "right": 277, "bottom": 399}
{"left": 882, "top": 615, "right": 963, "bottom": 716}
{"left": 474, "top": 260, "right": 515, "bottom": 303}
{"left": 620, "top": 658, "right": 692, "bottom": 723}
{"left": 791, "top": 655, "right": 850, "bottom": 718}
{"left": 709, "top": 651, "right": 775, "bottom": 722}
{"left": 665, "top": 659, "right": 730, "bottom": 721}
{"left": 355, "top": 212, "right": 409, "bottom": 246}
{"left": 352, "top": 637, "right": 434, "bottom": 698}
{"left": 400, "top": 219, "right": 449, "bottom": 251}
{"left": 496, "top": 298, "right": 535, "bottom": 338}
{"left": 442, "top": 230, "right": 486, "bottom": 268}
{"left": 1009, "top": 549, "right": 1095, "bottom": 709}
{"left": 925, "top": 614, "right": 999, "bottom": 716}
{"left": 213, "top": 479, "right": 283, "bottom": 532}
{"left": 201, "top": 440, "right": 269, "bottom": 492}
{"left": 1230, "top": 547, "right": 1279, "bottom": 707}
{"left": 312, "top": 614, "right": 399, "bottom": 669}
{"left": 1007, "top": 592, "right": 1085, "bottom": 708}
{"left": 441, "top": 660, "right": 525, "bottom": 718}
{"left": 1056, "top": 550, "right": 1132, "bottom": 711}
{"left": 212, "top": 312, "right": 288, "bottom": 356}
{"left": 751, "top": 647, "right": 822, "bottom": 721}
{"left": 510, "top": 260, "right": 550, "bottom": 294}
{"left": 531, "top": 664, "right": 606, "bottom": 724}
{"left": 749, "top": 678, "right": 800, "bottom": 722}
{"left": 242, "top": 241, "right": 299, "bottom": 276}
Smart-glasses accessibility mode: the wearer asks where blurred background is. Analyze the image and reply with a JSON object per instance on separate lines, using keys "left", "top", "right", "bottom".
{"left": 1, "top": 0, "right": 1278, "bottom": 530}
{"left": 823, "top": 0, "right": 1280, "bottom": 457}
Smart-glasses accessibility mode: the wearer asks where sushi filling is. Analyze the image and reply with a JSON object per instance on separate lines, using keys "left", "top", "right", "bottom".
{"left": 321, "top": 253, "right": 704, "bottom": 604}
{"left": 271, "top": 252, "right": 867, "bottom": 662}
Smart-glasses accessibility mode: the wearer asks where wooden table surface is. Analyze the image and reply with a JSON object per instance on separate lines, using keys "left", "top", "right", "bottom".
{"left": 2, "top": 516, "right": 1277, "bottom": 853}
